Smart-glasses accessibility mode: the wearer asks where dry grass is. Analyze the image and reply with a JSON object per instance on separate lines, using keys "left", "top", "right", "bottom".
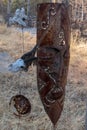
{"left": 0, "top": 24, "right": 36, "bottom": 59}
{"left": 0, "top": 24, "right": 87, "bottom": 130}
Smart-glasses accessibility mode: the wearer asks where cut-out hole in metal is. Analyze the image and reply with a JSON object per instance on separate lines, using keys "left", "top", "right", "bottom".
{"left": 50, "top": 7, "right": 56, "bottom": 16}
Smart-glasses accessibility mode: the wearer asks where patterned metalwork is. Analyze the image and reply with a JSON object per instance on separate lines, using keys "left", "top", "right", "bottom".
{"left": 37, "top": 3, "right": 71, "bottom": 126}
{"left": 9, "top": 95, "right": 31, "bottom": 117}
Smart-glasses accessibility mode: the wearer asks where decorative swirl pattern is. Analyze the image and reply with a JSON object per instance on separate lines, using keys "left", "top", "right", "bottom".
{"left": 50, "top": 6, "right": 56, "bottom": 16}
{"left": 37, "top": 3, "right": 71, "bottom": 126}
{"left": 41, "top": 21, "right": 49, "bottom": 30}
{"left": 41, "top": 5, "right": 56, "bottom": 30}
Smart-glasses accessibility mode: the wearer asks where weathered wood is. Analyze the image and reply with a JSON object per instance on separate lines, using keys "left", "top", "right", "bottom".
{"left": 37, "top": 3, "right": 71, "bottom": 126}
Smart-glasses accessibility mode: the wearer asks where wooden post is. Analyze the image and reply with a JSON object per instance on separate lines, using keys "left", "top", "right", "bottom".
{"left": 37, "top": 3, "right": 71, "bottom": 127}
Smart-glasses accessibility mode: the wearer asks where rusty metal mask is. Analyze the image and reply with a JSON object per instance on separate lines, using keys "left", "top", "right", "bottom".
{"left": 37, "top": 3, "right": 71, "bottom": 126}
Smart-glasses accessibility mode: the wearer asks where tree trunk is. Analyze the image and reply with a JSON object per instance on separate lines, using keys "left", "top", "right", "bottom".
{"left": 62, "top": 0, "right": 69, "bottom": 6}
{"left": 27, "top": 0, "right": 30, "bottom": 16}
{"left": 50, "top": 0, "right": 56, "bottom": 2}
{"left": 7, "top": 0, "right": 11, "bottom": 25}
{"left": 81, "top": 0, "right": 84, "bottom": 21}
{"left": 75, "top": 0, "right": 77, "bottom": 21}
{"left": 7, "top": 0, "right": 11, "bottom": 15}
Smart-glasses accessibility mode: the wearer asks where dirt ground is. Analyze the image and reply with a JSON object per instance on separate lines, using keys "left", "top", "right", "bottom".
{"left": 0, "top": 24, "right": 87, "bottom": 130}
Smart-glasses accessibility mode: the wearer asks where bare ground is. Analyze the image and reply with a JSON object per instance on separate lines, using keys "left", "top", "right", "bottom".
{"left": 0, "top": 24, "right": 87, "bottom": 130}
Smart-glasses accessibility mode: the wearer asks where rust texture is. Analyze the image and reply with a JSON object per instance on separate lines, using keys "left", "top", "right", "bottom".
{"left": 9, "top": 95, "right": 31, "bottom": 117}
{"left": 37, "top": 3, "right": 71, "bottom": 125}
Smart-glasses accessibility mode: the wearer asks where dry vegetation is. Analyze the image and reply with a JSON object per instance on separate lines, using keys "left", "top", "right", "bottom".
{"left": 0, "top": 24, "right": 87, "bottom": 130}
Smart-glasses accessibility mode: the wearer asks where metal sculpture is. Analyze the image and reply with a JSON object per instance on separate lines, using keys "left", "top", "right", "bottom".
{"left": 9, "top": 45, "right": 37, "bottom": 72}
{"left": 9, "top": 95, "right": 31, "bottom": 117}
{"left": 8, "top": 3, "right": 71, "bottom": 129}
{"left": 37, "top": 3, "right": 71, "bottom": 127}
{"left": 9, "top": 7, "right": 28, "bottom": 26}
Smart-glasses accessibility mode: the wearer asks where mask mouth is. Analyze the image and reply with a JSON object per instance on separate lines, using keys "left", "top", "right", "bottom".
{"left": 8, "top": 58, "right": 26, "bottom": 72}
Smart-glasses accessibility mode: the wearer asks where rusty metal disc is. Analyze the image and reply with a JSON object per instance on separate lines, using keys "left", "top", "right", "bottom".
{"left": 9, "top": 95, "right": 31, "bottom": 117}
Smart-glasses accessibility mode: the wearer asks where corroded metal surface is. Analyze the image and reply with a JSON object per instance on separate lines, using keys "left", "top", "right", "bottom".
{"left": 9, "top": 95, "right": 31, "bottom": 117}
{"left": 37, "top": 3, "right": 71, "bottom": 125}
